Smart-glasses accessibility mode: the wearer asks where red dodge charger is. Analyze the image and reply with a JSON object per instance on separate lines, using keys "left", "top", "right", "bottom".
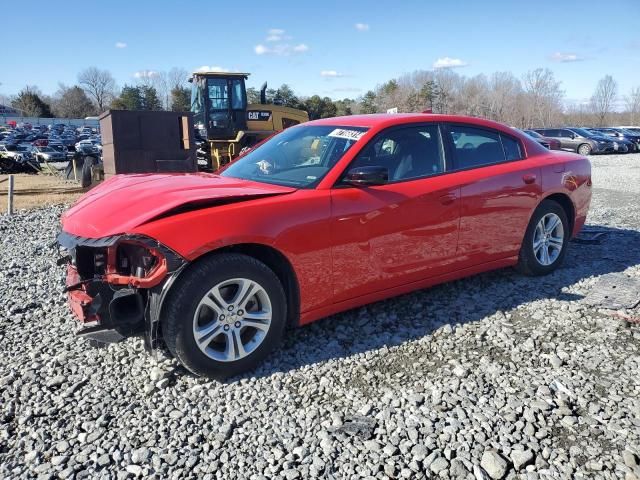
{"left": 58, "top": 114, "right": 591, "bottom": 379}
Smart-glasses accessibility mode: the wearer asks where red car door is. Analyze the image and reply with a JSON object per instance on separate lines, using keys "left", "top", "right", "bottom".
{"left": 330, "top": 124, "right": 460, "bottom": 303}
{"left": 443, "top": 124, "right": 542, "bottom": 266}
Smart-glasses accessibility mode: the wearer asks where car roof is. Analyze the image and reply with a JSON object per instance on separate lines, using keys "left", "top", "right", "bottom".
{"left": 305, "top": 113, "right": 519, "bottom": 134}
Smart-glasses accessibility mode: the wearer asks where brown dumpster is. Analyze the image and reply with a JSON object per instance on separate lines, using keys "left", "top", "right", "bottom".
{"left": 100, "top": 110, "right": 196, "bottom": 177}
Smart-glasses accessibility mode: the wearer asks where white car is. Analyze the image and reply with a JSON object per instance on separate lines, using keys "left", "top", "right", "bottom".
{"left": 0, "top": 144, "right": 25, "bottom": 161}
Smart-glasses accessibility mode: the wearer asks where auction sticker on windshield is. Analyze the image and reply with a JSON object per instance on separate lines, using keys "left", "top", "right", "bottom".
{"left": 328, "top": 128, "right": 366, "bottom": 141}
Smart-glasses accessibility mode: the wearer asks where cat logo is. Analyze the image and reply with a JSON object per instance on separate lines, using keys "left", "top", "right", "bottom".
{"left": 247, "top": 110, "right": 272, "bottom": 121}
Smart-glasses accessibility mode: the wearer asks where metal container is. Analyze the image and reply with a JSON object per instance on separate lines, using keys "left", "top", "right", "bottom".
{"left": 100, "top": 110, "right": 196, "bottom": 177}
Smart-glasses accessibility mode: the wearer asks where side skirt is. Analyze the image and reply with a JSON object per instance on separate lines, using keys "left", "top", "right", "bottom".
{"left": 299, "top": 256, "right": 518, "bottom": 326}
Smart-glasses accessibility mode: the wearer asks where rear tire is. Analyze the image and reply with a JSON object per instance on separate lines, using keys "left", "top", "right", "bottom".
{"left": 162, "top": 253, "right": 287, "bottom": 380}
{"left": 577, "top": 143, "right": 591, "bottom": 156}
{"left": 517, "top": 200, "right": 570, "bottom": 276}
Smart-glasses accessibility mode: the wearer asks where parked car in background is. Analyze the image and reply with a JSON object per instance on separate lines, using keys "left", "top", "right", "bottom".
{"left": 534, "top": 127, "right": 618, "bottom": 155}
{"left": 75, "top": 142, "right": 101, "bottom": 156}
{"left": 58, "top": 113, "right": 592, "bottom": 379}
{"left": 521, "top": 130, "right": 561, "bottom": 150}
{"left": 33, "top": 146, "right": 66, "bottom": 162}
{"left": 585, "top": 129, "right": 632, "bottom": 153}
{"left": 617, "top": 126, "right": 640, "bottom": 135}
{"left": 591, "top": 128, "right": 640, "bottom": 152}
{"left": 0, "top": 144, "right": 26, "bottom": 161}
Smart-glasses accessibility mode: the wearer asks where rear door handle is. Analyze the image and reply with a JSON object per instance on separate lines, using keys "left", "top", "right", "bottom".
{"left": 522, "top": 173, "right": 537, "bottom": 185}
{"left": 438, "top": 193, "right": 456, "bottom": 205}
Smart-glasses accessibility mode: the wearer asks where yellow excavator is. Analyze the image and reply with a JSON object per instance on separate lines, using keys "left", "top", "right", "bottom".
{"left": 189, "top": 71, "right": 309, "bottom": 170}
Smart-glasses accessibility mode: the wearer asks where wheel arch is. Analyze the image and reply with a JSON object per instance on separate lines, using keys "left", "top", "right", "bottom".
{"left": 165, "top": 243, "right": 301, "bottom": 330}
{"left": 539, "top": 192, "right": 576, "bottom": 235}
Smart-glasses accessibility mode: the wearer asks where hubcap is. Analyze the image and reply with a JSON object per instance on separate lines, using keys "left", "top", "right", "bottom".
{"left": 193, "top": 278, "right": 272, "bottom": 362}
{"left": 533, "top": 213, "right": 564, "bottom": 266}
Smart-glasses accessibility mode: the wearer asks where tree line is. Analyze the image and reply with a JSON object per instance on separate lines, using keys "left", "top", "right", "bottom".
{"left": 3, "top": 66, "right": 639, "bottom": 128}
{"left": 5, "top": 67, "right": 192, "bottom": 119}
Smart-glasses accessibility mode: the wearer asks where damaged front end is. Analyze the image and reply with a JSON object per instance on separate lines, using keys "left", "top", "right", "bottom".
{"left": 57, "top": 232, "right": 186, "bottom": 349}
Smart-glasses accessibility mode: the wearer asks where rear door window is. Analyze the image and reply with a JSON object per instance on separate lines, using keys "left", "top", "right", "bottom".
{"left": 447, "top": 125, "right": 504, "bottom": 169}
{"left": 501, "top": 135, "right": 523, "bottom": 160}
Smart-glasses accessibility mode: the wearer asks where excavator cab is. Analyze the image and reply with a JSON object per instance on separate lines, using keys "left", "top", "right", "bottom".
{"left": 190, "top": 72, "right": 248, "bottom": 141}
{"left": 190, "top": 71, "right": 309, "bottom": 170}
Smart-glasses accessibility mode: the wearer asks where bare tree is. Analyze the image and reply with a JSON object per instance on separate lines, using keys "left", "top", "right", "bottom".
{"left": 78, "top": 67, "right": 116, "bottom": 112}
{"left": 624, "top": 86, "right": 640, "bottom": 125}
{"left": 52, "top": 84, "right": 96, "bottom": 118}
{"left": 153, "top": 68, "right": 189, "bottom": 109}
{"left": 486, "top": 72, "right": 522, "bottom": 125}
{"left": 590, "top": 75, "right": 618, "bottom": 126}
{"left": 522, "top": 68, "right": 564, "bottom": 127}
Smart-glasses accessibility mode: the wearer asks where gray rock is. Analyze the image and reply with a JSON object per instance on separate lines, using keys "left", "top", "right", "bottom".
{"left": 481, "top": 450, "right": 509, "bottom": 479}
{"left": 510, "top": 449, "right": 534, "bottom": 470}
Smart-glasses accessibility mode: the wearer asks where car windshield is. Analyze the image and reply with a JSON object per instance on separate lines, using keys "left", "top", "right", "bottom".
{"left": 220, "top": 125, "right": 368, "bottom": 188}
{"left": 571, "top": 128, "right": 595, "bottom": 137}
{"left": 524, "top": 130, "right": 541, "bottom": 139}
{"left": 40, "top": 147, "right": 55, "bottom": 152}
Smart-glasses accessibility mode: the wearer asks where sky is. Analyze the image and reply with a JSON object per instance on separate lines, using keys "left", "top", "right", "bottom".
{"left": 1, "top": 0, "right": 639, "bottom": 106}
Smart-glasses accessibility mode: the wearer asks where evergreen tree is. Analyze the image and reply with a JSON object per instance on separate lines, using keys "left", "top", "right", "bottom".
{"left": 110, "top": 85, "right": 143, "bottom": 110}
{"left": 11, "top": 86, "right": 54, "bottom": 117}
{"left": 170, "top": 86, "right": 191, "bottom": 112}
{"left": 140, "top": 86, "right": 162, "bottom": 110}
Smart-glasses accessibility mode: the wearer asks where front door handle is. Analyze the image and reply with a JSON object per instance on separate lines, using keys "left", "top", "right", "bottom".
{"left": 522, "top": 173, "right": 537, "bottom": 185}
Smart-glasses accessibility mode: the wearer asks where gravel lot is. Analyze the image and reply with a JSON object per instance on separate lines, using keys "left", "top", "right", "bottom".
{"left": 1, "top": 153, "right": 639, "bottom": 480}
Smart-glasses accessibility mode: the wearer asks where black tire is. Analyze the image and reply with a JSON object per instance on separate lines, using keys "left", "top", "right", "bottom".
{"left": 577, "top": 143, "right": 591, "bottom": 156}
{"left": 161, "top": 253, "right": 287, "bottom": 380}
{"left": 81, "top": 156, "right": 96, "bottom": 188}
{"left": 517, "top": 200, "right": 570, "bottom": 276}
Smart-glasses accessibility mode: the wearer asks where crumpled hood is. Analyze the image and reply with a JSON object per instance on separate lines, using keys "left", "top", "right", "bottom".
{"left": 61, "top": 173, "right": 296, "bottom": 238}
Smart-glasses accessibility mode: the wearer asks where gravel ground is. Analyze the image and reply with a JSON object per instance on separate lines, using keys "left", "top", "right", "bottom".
{"left": 1, "top": 153, "right": 639, "bottom": 480}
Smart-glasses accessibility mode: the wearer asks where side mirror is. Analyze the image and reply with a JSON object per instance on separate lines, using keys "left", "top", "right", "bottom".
{"left": 344, "top": 165, "right": 389, "bottom": 186}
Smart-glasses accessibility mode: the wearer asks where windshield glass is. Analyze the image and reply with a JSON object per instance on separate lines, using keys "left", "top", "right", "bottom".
{"left": 207, "top": 78, "right": 229, "bottom": 110}
{"left": 571, "top": 128, "right": 594, "bottom": 137}
{"left": 524, "top": 130, "right": 541, "bottom": 138}
{"left": 221, "top": 125, "right": 368, "bottom": 188}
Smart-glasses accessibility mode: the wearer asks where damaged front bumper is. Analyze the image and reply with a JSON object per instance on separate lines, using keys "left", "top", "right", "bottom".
{"left": 57, "top": 232, "right": 187, "bottom": 348}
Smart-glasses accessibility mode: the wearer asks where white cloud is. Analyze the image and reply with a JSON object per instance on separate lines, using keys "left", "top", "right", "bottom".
{"left": 433, "top": 57, "right": 468, "bottom": 69}
{"left": 115, "top": 42, "right": 127, "bottom": 48}
{"left": 254, "top": 30, "right": 308, "bottom": 56}
{"left": 550, "top": 52, "right": 584, "bottom": 63}
{"left": 320, "top": 70, "right": 344, "bottom": 78}
{"left": 195, "top": 65, "right": 230, "bottom": 72}
{"left": 355, "top": 23, "right": 370, "bottom": 31}
{"left": 255, "top": 42, "right": 308, "bottom": 56}
{"left": 133, "top": 70, "right": 159, "bottom": 79}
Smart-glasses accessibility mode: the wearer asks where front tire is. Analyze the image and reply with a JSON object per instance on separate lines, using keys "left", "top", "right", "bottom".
{"left": 577, "top": 143, "right": 592, "bottom": 156}
{"left": 517, "top": 200, "right": 570, "bottom": 276}
{"left": 162, "top": 253, "right": 287, "bottom": 380}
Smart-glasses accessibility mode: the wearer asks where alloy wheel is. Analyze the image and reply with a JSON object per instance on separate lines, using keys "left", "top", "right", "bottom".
{"left": 192, "top": 278, "right": 272, "bottom": 362}
{"left": 533, "top": 213, "right": 564, "bottom": 266}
